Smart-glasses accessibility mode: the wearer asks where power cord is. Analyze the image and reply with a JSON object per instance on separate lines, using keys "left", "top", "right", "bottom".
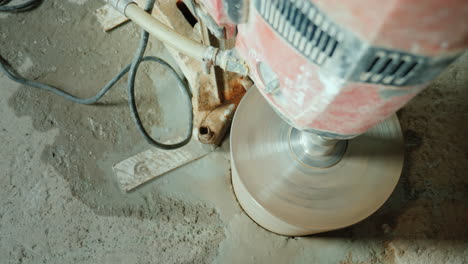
{"left": 0, "top": 0, "right": 193, "bottom": 150}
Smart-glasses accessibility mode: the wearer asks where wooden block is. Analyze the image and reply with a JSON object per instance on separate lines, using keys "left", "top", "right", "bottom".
{"left": 113, "top": 140, "right": 211, "bottom": 192}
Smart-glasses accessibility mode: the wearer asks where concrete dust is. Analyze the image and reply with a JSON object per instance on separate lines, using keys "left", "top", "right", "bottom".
{"left": 1, "top": 1, "right": 223, "bottom": 263}
{"left": 0, "top": 0, "right": 467, "bottom": 264}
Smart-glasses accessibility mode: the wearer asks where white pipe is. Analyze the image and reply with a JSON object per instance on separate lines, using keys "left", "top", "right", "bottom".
{"left": 124, "top": 3, "right": 215, "bottom": 62}
{"left": 106, "top": 1, "right": 248, "bottom": 75}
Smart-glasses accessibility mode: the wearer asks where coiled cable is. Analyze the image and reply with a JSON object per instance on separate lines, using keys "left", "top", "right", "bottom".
{"left": 0, "top": 0, "right": 193, "bottom": 149}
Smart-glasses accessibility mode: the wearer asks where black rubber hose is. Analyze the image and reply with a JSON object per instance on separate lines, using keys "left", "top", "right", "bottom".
{"left": 0, "top": 0, "right": 193, "bottom": 150}
{"left": 0, "top": 56, "right": 132, "bottom": 105}
{"left": 0, "top": 0, "right": 42, "bottom": 12}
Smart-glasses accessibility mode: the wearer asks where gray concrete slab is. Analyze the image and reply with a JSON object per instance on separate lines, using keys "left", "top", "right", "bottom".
{"left": 0, "top": 1, "right": 467, "bottom": 263}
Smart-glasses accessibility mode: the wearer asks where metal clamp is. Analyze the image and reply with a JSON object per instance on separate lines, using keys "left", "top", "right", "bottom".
{"left": 202, "top": 46, "right": 219, "bottom": 63}
{"left": 200, "top": 46, "right": 218, "bottom": 74}
{"left": 215, "top": 49, "right": 249, "bottom": 76}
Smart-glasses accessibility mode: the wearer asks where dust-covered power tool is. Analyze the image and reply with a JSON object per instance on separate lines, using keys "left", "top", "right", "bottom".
{"left": 108, "top": 0, "right": 468, "bottom": 235}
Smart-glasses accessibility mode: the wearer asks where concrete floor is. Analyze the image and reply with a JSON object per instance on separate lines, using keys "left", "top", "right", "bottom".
{"left": 1, "top": 1, "right": 467, "bottom": 263}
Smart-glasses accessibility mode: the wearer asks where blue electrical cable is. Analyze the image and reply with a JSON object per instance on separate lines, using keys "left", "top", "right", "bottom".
{"left": 0, "top": 0, "right": 193, "bottom": 149}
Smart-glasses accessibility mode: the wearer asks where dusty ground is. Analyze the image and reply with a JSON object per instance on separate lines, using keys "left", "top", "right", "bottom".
{"left": 0, "top": 0, "right": 467, "bottom": 263}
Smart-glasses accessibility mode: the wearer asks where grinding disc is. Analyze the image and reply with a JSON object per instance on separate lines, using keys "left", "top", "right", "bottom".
{"left": 230, "top": 87, "right": 404, "bottom": 236}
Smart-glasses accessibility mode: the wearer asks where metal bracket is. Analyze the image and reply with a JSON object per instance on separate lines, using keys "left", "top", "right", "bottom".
{"left": 183, "top": 0, "right": 226, "bottom": 39}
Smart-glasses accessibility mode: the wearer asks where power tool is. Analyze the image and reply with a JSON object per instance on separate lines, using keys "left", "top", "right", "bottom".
{"left": 100, "top": 0, "right": 468, "bottom": 235}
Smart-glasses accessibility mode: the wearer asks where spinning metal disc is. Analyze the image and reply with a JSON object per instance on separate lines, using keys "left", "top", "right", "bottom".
{"left": 230, "top": 87, "right": 404, "bottom": 236}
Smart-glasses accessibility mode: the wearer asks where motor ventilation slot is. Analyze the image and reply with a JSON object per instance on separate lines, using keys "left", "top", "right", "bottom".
{"left": 360, "top": 51, "right": 423, "bottom": 86}
{"left": 254, "top": 0, "right": 458, "bottom": 87}
{"left": 256, "top": 0, "right": 343, "bottom": 65}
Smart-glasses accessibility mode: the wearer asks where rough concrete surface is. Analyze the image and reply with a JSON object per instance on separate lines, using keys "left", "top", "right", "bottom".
{"left": 0, "top": 1, "right": 467, "bottom": 263}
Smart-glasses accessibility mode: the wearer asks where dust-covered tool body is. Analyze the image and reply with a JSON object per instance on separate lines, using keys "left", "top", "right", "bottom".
{"left": 104, "top": 0, "right": 468, "bottom": 235}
